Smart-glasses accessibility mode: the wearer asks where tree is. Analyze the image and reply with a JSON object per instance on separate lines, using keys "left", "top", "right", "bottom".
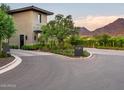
{"left": 69, "top": 35, "right": 82, "bottom": 47}
{"left": 95, "top": 34, "right": 110, "bottom": 46}
{"left": 0, "top": 3, "right": 14, "bottom": 43}
{"left": 0, "top": 3, "right": 10, "bottom": 12}
{"left": 0, "top": 10, "right": 15, "bottom": 53}
{"left": 41, "top": 14, "right": 79, "bottom": 48}
{"left": 54, "top": 14, "right": 76, "bottom": 43}
{"left": 6, "top": 15, "right": 16, "bottom": 43}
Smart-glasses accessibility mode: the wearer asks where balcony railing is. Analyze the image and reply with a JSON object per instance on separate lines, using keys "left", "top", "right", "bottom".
{"left": 33, "top": 23, "right": 41, "bottom": 31}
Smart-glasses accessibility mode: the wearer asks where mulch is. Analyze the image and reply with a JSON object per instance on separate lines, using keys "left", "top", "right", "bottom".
{"left": 0, "top": 56, "right": 15, "bottom": 67}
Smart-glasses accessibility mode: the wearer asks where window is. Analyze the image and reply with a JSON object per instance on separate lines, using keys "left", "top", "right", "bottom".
{"left": 38, "top": 14, "right": 42, "bottom": 23}
{"left": 25, "top": 35, "right": 28, "bottom": 40}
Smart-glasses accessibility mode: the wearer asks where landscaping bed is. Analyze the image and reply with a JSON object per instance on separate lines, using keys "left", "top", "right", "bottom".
{"left": 50, "top": 49, "right": 90, "bottom": 57}
{"left": 21, "top": 44, "right": 90, "bottom": 57}
{"left": 0, "top": 56, "right": 15, "bottom": 67}
{"left": 0, "top": 51, "right": 15, "bottom": 67}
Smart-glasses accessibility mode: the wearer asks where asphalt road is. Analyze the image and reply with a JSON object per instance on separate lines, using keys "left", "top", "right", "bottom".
{"left": 0, "top": 48, "right": 124, "bottom": 90}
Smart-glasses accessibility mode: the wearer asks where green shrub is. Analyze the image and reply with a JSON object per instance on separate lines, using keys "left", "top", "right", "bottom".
{"left": 10, "top": 45, "right": 19, "bottom": 49}
{"left": 0, "top": 51, "right": 11, "bottom": 58}
{"left": 41, "top": 46, "right": 51, "bottom": 52}
{"left": 63, "top": 43, "right": 73, "bottom": 49}
{"left": 82, "top": 50, "right": 90, "bottom": 57}
{"left": 51, "top": 49, "right": 74, "bottom": 57}
{"left": 79, "top": 35, "right": 124, "bottom": 50}
{"left": 69, "top": 35, "right": 83, "bottom": 46}
{"left": 62, "top": 49, "right": 74, "bottom": 56}
{"left": 21, "top": 44, "right": 42, "bottom": 50}
{"left": 50, "top": 48, "right": 90, "bottom": 57}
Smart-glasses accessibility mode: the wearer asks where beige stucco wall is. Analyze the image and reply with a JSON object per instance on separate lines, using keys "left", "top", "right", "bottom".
{"left": 32, "top": 11, "right": 47, "bottom": 26}
{"left": 32, "top": 11, "right": 47, "bottom": 44}
{"left": 9, "top": 10, "right": 48, "bottom": 47}
{"left": 10, "top": 10, "right": 34, "bottom": 47}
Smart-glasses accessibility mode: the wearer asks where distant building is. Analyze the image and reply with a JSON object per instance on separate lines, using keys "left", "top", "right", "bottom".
{"left": 8, "top": 6, "right": 53, "bottom": 48}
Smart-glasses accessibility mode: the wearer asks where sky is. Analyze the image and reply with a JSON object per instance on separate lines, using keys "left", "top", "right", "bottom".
{"left": 7, "top": 3, "right": 124, "bottom": 31}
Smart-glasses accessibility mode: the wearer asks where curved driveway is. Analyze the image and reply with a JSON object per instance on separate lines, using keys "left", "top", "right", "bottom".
{"left": 0, "top": 48, "right": 124, "bottom": 90}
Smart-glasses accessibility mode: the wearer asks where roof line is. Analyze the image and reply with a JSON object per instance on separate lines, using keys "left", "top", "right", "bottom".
{"left": 8, "top": 5, "right": 54, "bottom": 15}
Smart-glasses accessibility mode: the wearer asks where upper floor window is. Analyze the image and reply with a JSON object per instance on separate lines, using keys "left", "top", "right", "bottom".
{"left": 38, "top": 14, "right": 42, "bottom": 23}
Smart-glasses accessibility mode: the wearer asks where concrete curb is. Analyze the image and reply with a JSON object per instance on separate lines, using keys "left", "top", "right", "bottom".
{"left": 52, "top": 50, "right": 93, "bottom": 60}
{"left": 0, "top": 54, "right": 22, "bottom": 74}
{"left": 82, "top": 50, "right": 93, "bottom": 59}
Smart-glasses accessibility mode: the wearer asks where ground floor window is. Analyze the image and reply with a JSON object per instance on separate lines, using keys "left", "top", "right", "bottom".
{"left": 34, "top": 35, "right": 36, "bottom": 40}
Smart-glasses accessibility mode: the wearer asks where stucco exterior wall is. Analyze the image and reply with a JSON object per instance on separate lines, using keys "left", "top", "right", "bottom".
{"left": 10, "top": 10, "right": 34, "bottom": 47}
{"left": 32, "top": 11, "right": 47, "bottom": 43}
{"left": 9, "top": 10, "right": 48, "bottom": 47}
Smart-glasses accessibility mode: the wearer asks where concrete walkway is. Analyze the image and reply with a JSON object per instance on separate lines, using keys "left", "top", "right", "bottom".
{"left": 10, "top": 49, "right": 54, "bottom": 57}
{"left": 85, "top": 48, "right": 124, "bottom": 56}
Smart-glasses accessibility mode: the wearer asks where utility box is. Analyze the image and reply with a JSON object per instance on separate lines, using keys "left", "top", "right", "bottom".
{"left": 2, "top": 43, "right": 10, "bottom": 53}
{"left": 74, "top": 46, "right": 83, "bottom": 57}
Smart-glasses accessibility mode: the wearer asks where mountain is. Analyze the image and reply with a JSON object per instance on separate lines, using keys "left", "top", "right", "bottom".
{"left": 93, "top": 18, "right": 124, "bottom": 36}
{"left": 79, "top": 18, "right": 124, "bottom": 36}
{"left": 79, "top": 27, "right": 92, "bottom": 36}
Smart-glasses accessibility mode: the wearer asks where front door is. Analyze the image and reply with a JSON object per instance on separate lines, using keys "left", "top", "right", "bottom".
{"left": 20, "top": 35, "right": 24, "bottom": 48}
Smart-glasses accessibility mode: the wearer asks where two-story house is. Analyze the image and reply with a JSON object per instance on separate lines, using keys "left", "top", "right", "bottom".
{"left": 8, "top": 6, "right": 53, "bottom": 48}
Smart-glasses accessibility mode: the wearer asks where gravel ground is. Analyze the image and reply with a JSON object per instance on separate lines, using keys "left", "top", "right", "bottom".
{"left": 0, "top": 57, "right": 15, "bottom": 67}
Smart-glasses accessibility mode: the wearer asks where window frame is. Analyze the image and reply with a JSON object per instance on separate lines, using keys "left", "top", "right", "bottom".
{"left": 38, "top": 14, "right": 42, "bottom": 23}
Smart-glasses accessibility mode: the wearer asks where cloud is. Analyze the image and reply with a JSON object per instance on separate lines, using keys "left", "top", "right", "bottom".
{"left": 74, "top": 15, "right": 124, "bottom": 31}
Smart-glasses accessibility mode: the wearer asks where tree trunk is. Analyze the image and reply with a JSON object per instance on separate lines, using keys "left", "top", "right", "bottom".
{"left": 8, "top": 38, "right": 9, "bottom": 44}
{"left": 0, "top": 39, "right": 2, "bottom": 53}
